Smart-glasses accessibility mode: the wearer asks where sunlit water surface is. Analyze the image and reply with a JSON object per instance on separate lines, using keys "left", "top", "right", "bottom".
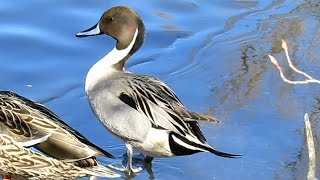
{"left": 1, "top": 0, "right": 320, "bottom": 179}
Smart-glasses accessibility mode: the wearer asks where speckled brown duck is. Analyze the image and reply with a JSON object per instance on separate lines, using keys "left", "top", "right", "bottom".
{"left": 0, "top": 91, "right": 120, "bottom": 179}
{"left": 0, "top": 133, "right": 118, "bottom": 180}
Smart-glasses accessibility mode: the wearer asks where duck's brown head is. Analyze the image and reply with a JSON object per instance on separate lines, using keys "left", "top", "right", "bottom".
{"left": 76, "top": 6, "right": 145, "bottom": 55}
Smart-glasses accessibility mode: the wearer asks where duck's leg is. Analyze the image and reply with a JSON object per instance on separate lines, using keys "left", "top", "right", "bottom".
{"left": 144, "top": 156, "right": 154, "bottom": 163}
{"left": 125, "top": 143, "right": 142, "bottom": 174}
{"left": 107, "top": 143, "right": 142, "bottom": 174}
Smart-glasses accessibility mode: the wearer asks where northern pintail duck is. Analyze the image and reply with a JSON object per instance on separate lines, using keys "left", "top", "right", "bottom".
{"left": 0, "top": 91, "right": 120, "bottom": 178}
{"left": 0, "top": 133, "right": 117, "bottom": 180}
{"left": 76, "top": 6, "right": 241, "bottom": 174}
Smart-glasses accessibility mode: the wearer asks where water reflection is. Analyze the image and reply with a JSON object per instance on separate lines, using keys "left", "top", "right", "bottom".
{"left": 117, "top": 153, "right": 155, "bottom": 180}
{"left": 197, "top": 0, "right": 320, "bottom": 179}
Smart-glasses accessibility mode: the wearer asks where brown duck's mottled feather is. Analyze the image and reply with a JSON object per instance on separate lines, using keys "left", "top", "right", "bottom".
{"left": 73, "top": 157, "right": 98, "bottom": 167}
{"left": 0, "top": 91, "right": 114, "bottom": 162}
{"left": 0, "top": 134, "right": 119, "bottom": 179}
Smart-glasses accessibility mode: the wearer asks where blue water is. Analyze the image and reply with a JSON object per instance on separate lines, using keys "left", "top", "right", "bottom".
{"left": 1, "top": 0, "right": 320, "bottom": 179}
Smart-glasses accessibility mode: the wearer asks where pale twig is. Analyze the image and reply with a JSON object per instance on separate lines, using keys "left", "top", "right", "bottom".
{"left": 282, "top": 40, "right": 315, "bottom": 80}
{"left": 268, "top": 39, "right": 320, "bottom": 84}
{"left": 304, "top": 113, "right": 316, "bottom": 180}
{"left": 269, "top": 41, "right": 318, "bottom": 180}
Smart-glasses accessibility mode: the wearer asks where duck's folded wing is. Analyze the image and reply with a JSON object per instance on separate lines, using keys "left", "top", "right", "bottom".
{"left": 125, "top": 75, "right": 219, "bottom": 122}
{"left": 120, "top": 75, "right": 211, "bottom": 140}
{"left": 0, "top": 92, "right": 55, "bottom": 144}
{"left": 15, "top": 93, "right": 114, "bottom": 158}
{"left": 0, "top": 134, "right": 120, "bottom": 179}
{"left": 119, "top": 75, "right": 243, "bottom": 158}
{"left": 171, "top": 102, "right": 219, "bottom": 123}
{"left": 0, "top": 91, "right": 114, "bottom": 159}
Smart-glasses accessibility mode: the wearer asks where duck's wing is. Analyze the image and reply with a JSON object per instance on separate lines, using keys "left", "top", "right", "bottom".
{"left": 126, "top": 75, "right": 219, "bottom": 122}
{"left": 0, "top": 134, "right": 120, "bottom": 179}
{"left": 120, "top": 75, "right": 213, "bottom": 140}
{"left": 0, "top": 91, "right": 114, "bottom": 160}
{"left": 0, "top": 133, "right": 82, "bottom": 179}
{"left": 118, "top": 75, "right": 240, "bottom": 158}
{"left": 0, "top": 91, "right": 56, "bottom": 142}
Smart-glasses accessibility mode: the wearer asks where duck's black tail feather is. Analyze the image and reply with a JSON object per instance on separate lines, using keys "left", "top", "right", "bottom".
{"left": 206, "top": 147, "right": 242, "bottom": 158}
{"left": 169, "top": 132, "right": 242, "bottom": 158}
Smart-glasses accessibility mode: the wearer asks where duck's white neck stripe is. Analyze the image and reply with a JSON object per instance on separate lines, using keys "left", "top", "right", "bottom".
{"left": 85, "top": 28, "right": 139, "bottom": 93}
{"left": 99, "top": 28, "right": 138, "bottom": 68}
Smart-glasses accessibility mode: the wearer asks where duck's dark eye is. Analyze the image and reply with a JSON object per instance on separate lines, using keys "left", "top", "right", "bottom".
{"left": 109, "top": 17, "right": 114, "bottom": 22}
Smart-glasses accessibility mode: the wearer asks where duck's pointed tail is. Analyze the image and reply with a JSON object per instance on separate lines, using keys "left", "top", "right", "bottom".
{"left": 169, "top": 132, "right": 242, "bottom": 158}
{"left": 206, "top": 147, "right": 242, "bottom": 158}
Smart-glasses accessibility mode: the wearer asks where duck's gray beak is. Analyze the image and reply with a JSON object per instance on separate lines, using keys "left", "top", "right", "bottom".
{"left": 76, "top": 22, "right": 103, "bottom": 37}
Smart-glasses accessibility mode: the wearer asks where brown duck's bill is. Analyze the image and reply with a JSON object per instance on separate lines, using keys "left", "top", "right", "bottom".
{"left": 76, "top": 22, "right": 103, "bottom": 37}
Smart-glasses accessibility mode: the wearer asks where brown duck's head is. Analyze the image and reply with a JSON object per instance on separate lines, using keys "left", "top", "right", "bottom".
{"left": 76, "top": 6, "right": 145, "bottom": 55}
